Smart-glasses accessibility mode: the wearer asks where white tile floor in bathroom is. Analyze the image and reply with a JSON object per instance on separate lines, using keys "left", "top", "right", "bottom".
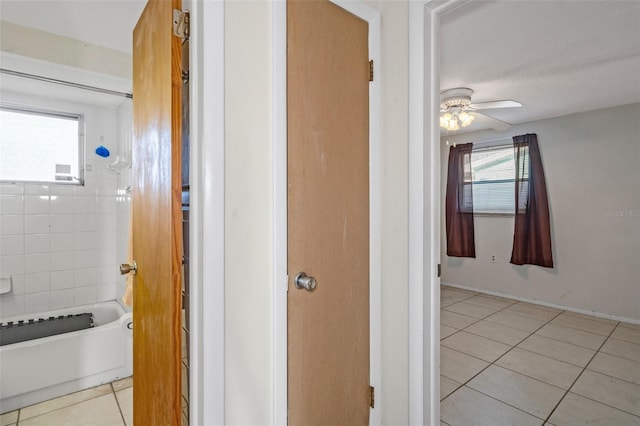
{"left": 0, "top": 377, "right": 131, "bottom": 426}
{"left": 440, "top": 286, "right": 640, "bottom": 426}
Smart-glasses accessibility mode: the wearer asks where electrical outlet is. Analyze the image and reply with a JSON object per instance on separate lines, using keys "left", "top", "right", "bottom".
{"left": 490, "top": 254, "right": 497, "bottom": 263}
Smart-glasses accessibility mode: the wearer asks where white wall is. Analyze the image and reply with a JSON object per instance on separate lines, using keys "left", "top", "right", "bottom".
{"left": 224, "top": 1, "right": 274, "bottom": 424}
{"left": 365, "top": 0, "right": 410, "bottom": 423}
{"left": 441, "top": 104, "right": 640, "bottom": 322}
{"left": 0, "top": 91, "right": 130, "bottom": 319}
{"left": 222, "top": 0, "right": 410, "bottom": 424}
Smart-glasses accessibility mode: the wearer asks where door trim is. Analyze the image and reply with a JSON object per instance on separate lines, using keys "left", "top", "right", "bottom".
{"left": 188, "top": 1, "right": 225, "bottom": 425}
{"left": 273, "top": 1, "right": 381, "bottom": 424}
{"left": 408, "top": 1, "right": 469, "bottom": 424}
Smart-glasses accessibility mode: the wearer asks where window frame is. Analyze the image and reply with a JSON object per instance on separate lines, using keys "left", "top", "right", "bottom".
{"left": 0, "top": 103, "right": 85, "bottom": 186}
{"left": 463, "top": 143, "right": 519, "bottom": 216}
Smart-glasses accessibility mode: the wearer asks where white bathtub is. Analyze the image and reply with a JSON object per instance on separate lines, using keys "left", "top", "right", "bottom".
{"left": 0, "top": 301, "right": 133, "bottom": 413}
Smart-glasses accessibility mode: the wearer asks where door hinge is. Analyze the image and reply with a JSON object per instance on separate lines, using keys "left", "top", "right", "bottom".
{"left": 369, "top": 385, "right": 375, "bottom": 409}
{"left": 437, "top": 263, "right": 441, "bottom": 278}
{"left": 369, "top": 60, "right": 374, "bottom": 82}
{"left": 173, "top": 9, "right": 190, "bottom": 40}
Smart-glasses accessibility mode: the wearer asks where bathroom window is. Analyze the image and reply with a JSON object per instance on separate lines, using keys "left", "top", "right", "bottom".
{"left": 0, "top": 105, "right": 84, "bottom": 184}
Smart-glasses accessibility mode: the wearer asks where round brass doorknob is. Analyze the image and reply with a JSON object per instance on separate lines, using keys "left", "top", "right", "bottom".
{"left": 120, "top": 260, "right": 137, "bottom": 275}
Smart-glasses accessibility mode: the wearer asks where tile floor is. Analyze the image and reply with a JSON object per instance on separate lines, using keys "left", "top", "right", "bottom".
{"left": 0, "top": 377, "right": 132, "bottom": 426}
{"left": 440, "top": 285, "right": 640, "bottom": 426}
{"left": 3, "top": 288, "right": 639, "bottom": 425}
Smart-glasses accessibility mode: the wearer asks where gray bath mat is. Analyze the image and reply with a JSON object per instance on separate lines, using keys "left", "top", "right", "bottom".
{"left": 0, "top": 313, "right": 94, "bottom": 346}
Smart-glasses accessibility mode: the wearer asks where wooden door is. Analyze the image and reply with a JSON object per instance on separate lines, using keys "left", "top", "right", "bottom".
{"left": 132, "top": 0, "right": 183, "bottom": 423}
{"left": 287, "top": 0, "right": 370, "bottom": 424}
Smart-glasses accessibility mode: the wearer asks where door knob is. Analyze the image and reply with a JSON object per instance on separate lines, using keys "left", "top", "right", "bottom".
{"left": 120, "top": 260, "right": 137, "bottom": 275}
{"left": 295, "top": 272, "right": 316, "bottom": 291}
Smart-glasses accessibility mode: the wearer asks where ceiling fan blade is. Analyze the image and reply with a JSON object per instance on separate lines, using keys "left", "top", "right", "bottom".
{"left": 469, "top": 100, "right": 522, "bottom": 110}
{"left": 473, "top": 112, "right": 512, "bottom": 131}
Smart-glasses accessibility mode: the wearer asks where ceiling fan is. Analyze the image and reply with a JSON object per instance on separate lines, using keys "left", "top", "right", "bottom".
{"left": 440, "top": 87, "right": 522, "bottom": 132}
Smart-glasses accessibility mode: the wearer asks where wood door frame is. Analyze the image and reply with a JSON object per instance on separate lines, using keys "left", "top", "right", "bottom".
{"left": 188, "top": 1, "right": 225, "bottom": 425}
{"left": 408, "top": 0, "right": 469, "bottom": 424}
{"left": 273, "top": 1, "right": 381, "bottom": 424}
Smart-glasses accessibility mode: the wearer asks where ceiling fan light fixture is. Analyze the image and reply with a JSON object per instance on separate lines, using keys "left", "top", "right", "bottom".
{"left": 440, "top": 113, "right": 460, "bottom": 131}
{"left": 439, "top": 110, "right": 473, "bottom": 132}
{"left": 458, "top": 111, "right": 475, "bottom": 127}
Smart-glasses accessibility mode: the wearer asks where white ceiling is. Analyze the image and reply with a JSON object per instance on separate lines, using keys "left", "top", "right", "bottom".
{"left": 0, "top": 0, "right": 146, "bottom": 55}
{"left": 441, "top": 0, "right": 640, "bottom": 133}
{"left": 1, "top": 0, "right": 639, "bottom": 123}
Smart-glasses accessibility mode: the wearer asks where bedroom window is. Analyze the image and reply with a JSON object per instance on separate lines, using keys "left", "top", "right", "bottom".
{"left": 464, "top": 144, "right": 526, "bottom": 214}
{"left": 0, "top": 105, "right": 84, "bottom": 185}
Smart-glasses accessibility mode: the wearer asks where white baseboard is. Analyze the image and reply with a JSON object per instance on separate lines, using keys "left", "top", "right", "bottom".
{"left": 442, "top": 282, "right": 640, "bottom": 326}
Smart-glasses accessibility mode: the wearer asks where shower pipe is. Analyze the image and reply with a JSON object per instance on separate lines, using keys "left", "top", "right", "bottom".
{"left": 0, "top": 68, "right": 133, "bottom": 99}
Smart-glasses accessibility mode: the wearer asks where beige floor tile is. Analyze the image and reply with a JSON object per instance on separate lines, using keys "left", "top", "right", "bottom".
{"left": 518, "top": 334, "right": 595, "bottom": 367}
{"left": 441, "top": 292, "right": 474, "bottom": 307}
{"left": 619, "top": 322, "right": 640, "bottom": 331}
{"left": 440, "top": 375, "right": 461, "bottom": 400}
{"left": 116, "top": 387, "right": 133, "bottom": 426}
{"left": 0, "top": 411, "right": 18, "bottom": 426}
{"left": 496, "top": 347, "right": 582, "bottom": 389}
{"left": 600, "top": 337, "right": 640, "bottom": 362}
{"left": 440, "top": 346, "right": 489, "bottom": 384}
{"left": 463, "top": 294, "right": 516, "bottom": 310}
{"left": 465, "top": 319, "right": 531, "bottom": 346}
{"left": 571, "top": 370, "right": 640, "bottom": 417}
{"left": 504, "top": 303, "right": 561, "bottom": 322}
{"left": 441, "top": 324, "right": 458, "bottom": 339}
{"left": 441, "top": 386, "right": 542, "bottom": 426}
{"left": 112, "top": 377, "right": 133, "bottom": 392}
{"left": 442, "top": 331, "right": 511, "bottom": 363}
{"left": 19, "top": 384, "right": 113, "bottom": 421}
{"left": 440, "top": 291, "right": 475, "bottom": 304}
{"left": 536, "top": 323, "right": 607, "bottom": 350}
{"left": 440, "top": 310, "right": 478, "bottom": 330}
{"left": 441, "top": 286, "right": 478, "bottom": 296}
{"left": 18, "top": 393, "right": 124, "bottom": 426}
{"left": 441, "top": 295, "right": 464, "bottom": 307}
{"left": 443, "top": 302, "right": 499, "bottom": 319}
{"left": 560, "top": 310, "right": 618, "bottom": 325}
{"left": 588, "top": 352, "right": 640, "bottom": 385}
{"left": 548, "top": 392, "right": 640, "bottom": 426}
{"left": 467, "top": 365, "right": 565, "bottom": 419}
{"left": 611, "top": 325, "right": 640, "bottom": 345}
{"left": 485, "top": 310, "right": 547, "bottom": 333}
{"left": 550, "top": 312, "right": 617, "bottom": 336}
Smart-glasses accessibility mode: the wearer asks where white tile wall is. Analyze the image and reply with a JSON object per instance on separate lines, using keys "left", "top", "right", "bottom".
{"left": 25, "top": 234, "right": 50, "bottom": 254}
{"left": 0, "top": 235, "right": 24, "bottom": 255}
{"left": 25, "top": 215, "right": 50, "bottom": 234}
{"left": 0, "top": 195, "right": 24, "bottom": 215}
{"left": 51, "top": 269, "right": 75, "bottom": 290}
{"left": 24, "top": 272, "right": 50, "bottom": 294}
{"left": 50, "top": 288, "right": 75, "bottom": 310}
{"left": 1, "top": 215, "right": 24, "bottom": 235}
{"left": 0, "top": 96, "right": 132, "bottom": 320}
{"left": 50, "top": 233, "right": 75, "bottom": 252}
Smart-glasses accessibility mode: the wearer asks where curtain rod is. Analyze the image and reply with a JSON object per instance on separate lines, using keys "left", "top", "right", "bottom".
{"left": 0, "top": 68, "right": 133, "bottom": 99}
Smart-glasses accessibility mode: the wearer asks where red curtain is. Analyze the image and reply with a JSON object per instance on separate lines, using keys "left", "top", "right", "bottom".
{"left": 445, "top": 143, "right": 475, "bottom": 258}
{"left": 511, "top": 134, "right": 553, "bottom": 267}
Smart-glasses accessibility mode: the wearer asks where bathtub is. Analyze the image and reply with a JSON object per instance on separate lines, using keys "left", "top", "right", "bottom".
{"left": 0, "top": 301, "right": 132, "bottom": 413}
